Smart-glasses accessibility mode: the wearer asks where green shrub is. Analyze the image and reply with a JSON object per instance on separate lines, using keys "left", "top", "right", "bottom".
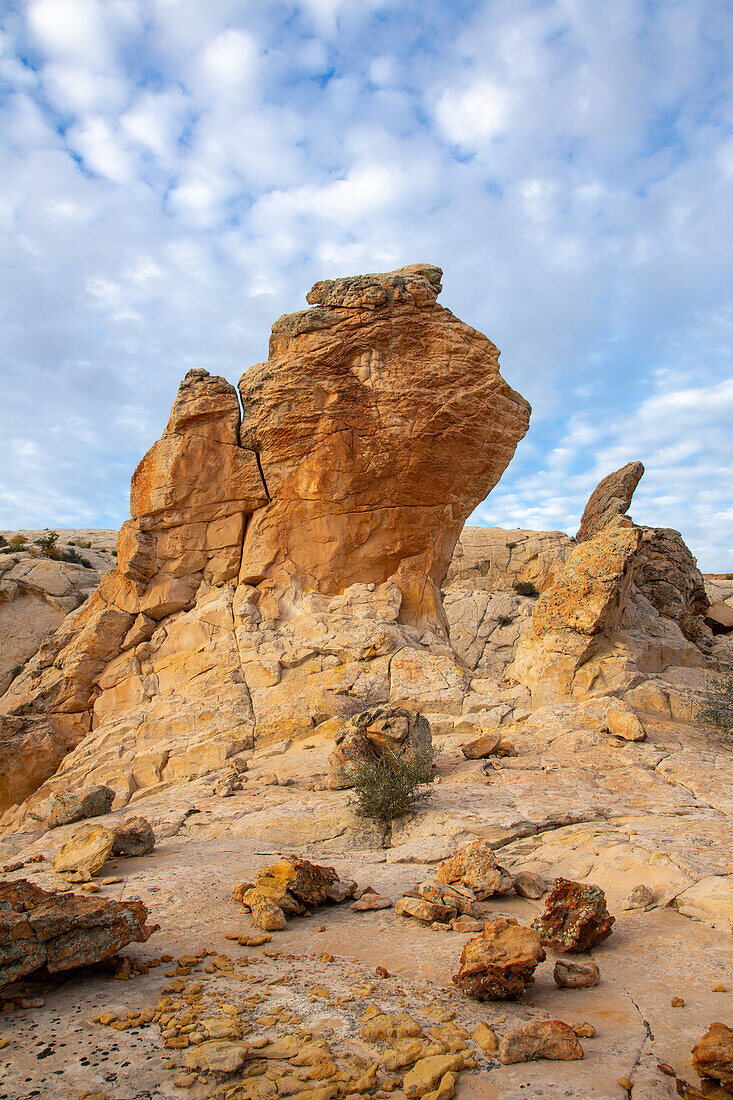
{"left": 697, "top": 667, "right": 733, "bottom": 740}
{"left": 35, "top": 531, "right": 59, "bottom": 558}
{"left": 8, "top": 534, "right": 26, "bottom": 551}
{"left": 513, "top": 580, "right": 539, "bottom": 597}
{"left": 346, "top": 745, "right": 436, "bottom": 827}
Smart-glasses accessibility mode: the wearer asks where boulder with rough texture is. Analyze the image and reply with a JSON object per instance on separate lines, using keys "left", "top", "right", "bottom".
{"left": 28, "top": 784, "right": 115, "bottom": 828}
{"left": 396, "top": 896, "right": 457, "bottom": 924}
{"left": 622, "top": 884, "right": 653, "bottom": 910}
{"left": 461, "top": 734, "right": 516, "bottom": 759}
{"left": 692, "top": 1022, "right": 733, "bottom": 1094}
{"left": 577, "top": 461, "right": 644, "bottom": 542}
{"left": 635, "top": 527, "right": 711, "bottom": 647}
{"left": 553, "top": 958, "right": 601, "bottom": 989}
{"left": 435, "top": 840, "right": 514, "bottom": 899}
{"left": 235, "top": 856, "right": 345, "bottom": 930}
{"left": 509, "top": 516, "right": 642, "bottom": 705}
{"left": 111, "top": 816, "right": 155, "bottom": 857}
{"left": 0, "top": 879, "right": 157, "bottom": 990}
{"left": 238, "top": 264, "right": 530, "bottom": 627}
{"left": 498, "top": 1019, "right": 584, "bottom": 1064}
{"left": 452, "top": 917, "right": 546, "bottom": 1000}
{"left": 532, "top": 878, "right": 615, "bottom": 952}
{"left": 54, "top": 824, "right": 114, "bottom": 879}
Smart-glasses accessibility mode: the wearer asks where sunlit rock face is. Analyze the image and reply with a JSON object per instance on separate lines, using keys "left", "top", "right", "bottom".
{"left": 0, "top": 264, "right": 530, "bottom": 816}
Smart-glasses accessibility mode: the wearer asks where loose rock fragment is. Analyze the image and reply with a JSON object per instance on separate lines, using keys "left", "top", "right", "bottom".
{"left": 111, "top": 816, "right": 155, "bottom": 857}
{"left": 532, "top": 878, "right": 614, "bottom": 952}
{"left": 185, "top": 1040, "right": 250, "bottom": 1073}
{"left": 396, "top": 896, "right": 456, "bottom": 924}
{"left": 472, "top": 1022, "right": 499, "bottom": 1054}
{"left": 553, "top": 958, "right": 600, "bottom": 989}
{"left": 351, "top": 892, "right": 392, "bottom": 912}
{"left": 622, "top": 884, "right": 653, "bottom": 910}
{"left": 453, "top": 917, "right": 545, "bottom": 1000}
{"left": 513, "top": 871, "right": 547, "bottom": 899}
{"left": 54, "top": 824, "right": 114, "bottom": 879}
{"left": 461, "top": 735, "right": 516, "bottom": 760}
{"left": 498, "top": 1019, "right": 584, "bottom": 1064}
{"left": 29, "top": 785, "right": 115, "bottom": 828}
{"left": 403, "top": 1054, "right": 464, "bottom": 1098}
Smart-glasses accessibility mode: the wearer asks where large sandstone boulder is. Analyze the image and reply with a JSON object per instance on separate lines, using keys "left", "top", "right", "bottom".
{"left": 452, "top": 917, "right": 546, "bottom": 999}
{"left": 0, "top": 264, "right": 529, "bottom": 819}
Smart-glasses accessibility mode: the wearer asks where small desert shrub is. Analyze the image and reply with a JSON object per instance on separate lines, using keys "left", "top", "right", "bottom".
{"left": 496, "top": 613, "right": 514, "bottom": 627}
{"left": 8, "top": 534, "right": 26, "bottom": 551}
{"left": 68, "top": 537, "right": 92, "bottom": 548}
{"left": 57, "top": 547, "right": 93, "bottom": 567}
{"left": 346, "top": 746, "right": 436, "bottom": 827}
{"left": 513, "top": 580, "right": 539, "bottom": 598}
{"left": 35, "top": 531, "right": 59, "bottom": 558}
{"left": 697, "top": 667, "right": 733, "bottom": 740}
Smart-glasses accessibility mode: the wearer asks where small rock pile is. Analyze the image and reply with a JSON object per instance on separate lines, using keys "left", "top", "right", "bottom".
{"left": 232, "top": 856, "right": 357, "bottom": 931}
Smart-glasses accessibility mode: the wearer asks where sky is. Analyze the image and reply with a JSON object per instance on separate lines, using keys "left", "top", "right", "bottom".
{"left": 0, "top": 0, "right": 732, "bottom": 570}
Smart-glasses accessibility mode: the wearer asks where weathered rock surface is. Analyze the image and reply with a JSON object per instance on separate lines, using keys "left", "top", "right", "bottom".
{"left": 328, "top": 705, "right": 432, "bottom": 789}
{"left": 453, "top": 917, "right": 546, "bottom": 999}
{"left": 445, "top": 526, "right": 574, "bottom": 593}
{"left": 435, "top": 840, "right": 514, "bottom": 899}
{"left": 692, "top": 1022, "right": 733, "bottom": 1094}
{"left": 28, "top": 784, "right": 115, "bottom": 828}
{"left": 0, "top": 265, "right": 530, "bottom": 820}
{"left": 577, "top": 461, "right": 644, "bottom": 542}
{"left": 498, "top": 1019, "right": 584, "bottom": 1064}
{"left": 635, "top": 527, "right": 711, "bottom": 647}
{"left": 0, "top": 878, "right": 157, "bottom": 989}
{"left": 532, "top": 877, "right": 615, "bottom": 952}
{"left": 234, "top": 856, "right": 351, "bottom": 930}
{"left": 237, "top": 265, "right": 530, "bottom": 627}
{"left": 111, "top": 816, "right": 155, "bottom": 857}
{"left": 54, "top": 823, "right": 114, "bottom": 879}
{"left": 553, "top": 958, "right": 601, "bottom": 988}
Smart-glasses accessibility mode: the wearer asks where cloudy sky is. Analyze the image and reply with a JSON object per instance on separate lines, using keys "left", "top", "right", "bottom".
{"left": 1, "top": 0, "right": 731, "bottom": 569}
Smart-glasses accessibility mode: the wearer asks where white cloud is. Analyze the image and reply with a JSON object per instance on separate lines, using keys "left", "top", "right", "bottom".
{"left": 434, "top": 78, "right": 511, "bottom": 147}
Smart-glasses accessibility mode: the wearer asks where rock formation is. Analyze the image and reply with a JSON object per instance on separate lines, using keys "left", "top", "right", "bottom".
{"left": 0, "top": 265, "right": 530, "bottom": 819}
{"left": 576, "top": 460, "right": 644, "bottom": 542}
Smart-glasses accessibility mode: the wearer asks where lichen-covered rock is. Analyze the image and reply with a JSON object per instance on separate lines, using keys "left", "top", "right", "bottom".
{"left": 532, "top": 878, "right": 615, "bottom": 952}
{"left": 111, "top": 816, "right": 155, "bottom": 857}
{"left": 435, "top": 840, "right": 514, "bottom": 899}
{"left": 452, "top": 917, "right": 546, "bottom": 1000}
{"left": 498, "top": 1019, "right": 584, "bottom": 1064}
{"left": 577, "top": 461, "right": 644, "bottom": 542}
{"left": 235, "top": 856, "right": 342, "bottom": 930}
{"left": 692, "top": 1022, "right": 733, "bottom": 1094}
{"left": 28, "top": 784, "right": 115, "bottom": 828}
{"left": 0, "top": 879, "right": 157, "bottom": 989}
{"left": 553, "top": 958, "right": 601, "bottom": 989}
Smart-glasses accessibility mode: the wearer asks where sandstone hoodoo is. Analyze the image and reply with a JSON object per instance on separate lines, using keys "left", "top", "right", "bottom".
{"left": 0, "top": 264, "right": 530, "bottom": 818}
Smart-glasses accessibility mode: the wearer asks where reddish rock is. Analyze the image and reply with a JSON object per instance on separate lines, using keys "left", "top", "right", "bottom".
{"left": 532, "top": 878, "right": 615, "bottom": 953}
{"left": 435, "top": 840, "right": 514, "bottom": 899}
{"left": 461, "top": 735, "right": 517, "bottom": 760}
{"left": 498, "top": 1019, "right": 584, "bottom": 1064}
{"left": 111, "top": 816, "right": 155, "bottom": 857}
{"left": 0, "top": 879, "right": 158, "bottom": 990}
{"left": 692, "top": 1022, "right": 733, "bottom": 1094}
{"left": 452, "top": 917, "right": 545, "bottom": 1000}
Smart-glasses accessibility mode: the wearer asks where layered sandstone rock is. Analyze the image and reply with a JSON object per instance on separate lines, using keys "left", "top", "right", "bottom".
{"left": 0, "top": 879, "right": 157, "bottom": 990}
{"left": 0, "top": 265, "right": 530, "bottom": 819}
{"left": 576, "top": 461, "right": 644, "bottom": 542}
{"left": 237, "top": 265, "right": 530, "bottom": 627}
